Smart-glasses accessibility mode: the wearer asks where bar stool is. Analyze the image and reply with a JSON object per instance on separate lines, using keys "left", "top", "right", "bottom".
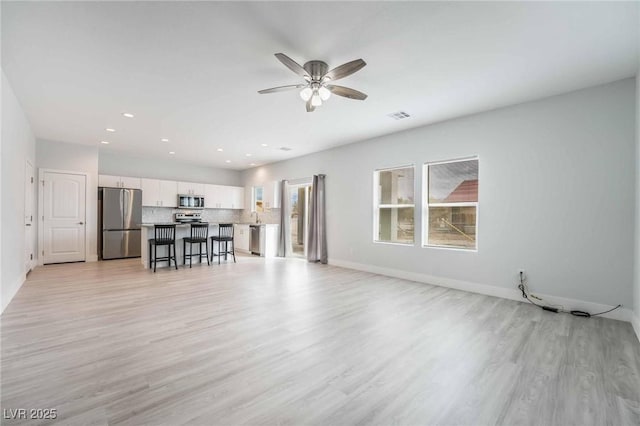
{"left": 183, "top": 223, "right": 210, "bottom": 268}
{"left": 148, "top": 224, "right": 178, "bottom": 272}
{"left": 210, "top": 224, "right": 236, "bottom": 264}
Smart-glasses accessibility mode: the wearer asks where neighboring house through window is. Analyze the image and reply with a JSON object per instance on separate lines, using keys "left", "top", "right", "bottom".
{"left": 424, "top": 158, "right": 479, "bottom": 250}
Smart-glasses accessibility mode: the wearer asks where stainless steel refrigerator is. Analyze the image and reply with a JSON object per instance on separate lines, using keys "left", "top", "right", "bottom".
{"left": 99, "top": 187, "right": 142, "bottom": 259}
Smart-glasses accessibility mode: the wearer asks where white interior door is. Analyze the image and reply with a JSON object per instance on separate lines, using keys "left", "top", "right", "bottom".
{"left": 42, "top": 171, "right": 86, "bottom": 264}
{"left": 24, "top": 161, "right": 35, "bottom": 272}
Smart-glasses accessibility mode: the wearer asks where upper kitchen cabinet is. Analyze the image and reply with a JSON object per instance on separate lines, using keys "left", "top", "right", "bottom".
{"left": 205, "top": 184, "right": 227, "bottom": 208}
{"left": 141, "top": 178, "right": 178, "bottom": 207}
{"left": 205, "top": 184, "right": 244, "bottom": 209}
{"left": 262, "top": 181, "right": 281, "bottom": 209}
{"left": 99, "top": 174, "right": 141, "bottom": 189}
{"left": 230, "top": 187, "right": 245, "bottom": 210}
{"left": 177, "top": 181, "right": 205, "bottom": 196}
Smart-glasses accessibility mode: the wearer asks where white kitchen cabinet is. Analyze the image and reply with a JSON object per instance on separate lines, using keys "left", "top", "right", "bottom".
{"left": 234, "top": 224, "right": 250, "bottom": 252}
{"left": 141, "top": 178, "right": 178, "bottom": 207}
{"left": 205, "top": 184, "right": 244, "bottom": 209}
{"left": 177, "top": 181, "right": 205, "bottom": 196}
{"left": 230, "top": 186, "right": 245, "bottom": 209}
{"left": 205, "top": 184, "right": 226, "bottom": 208}
{"left": 120, "top": 176, "right": 142, "bottom": 189}
{"left": 99, "top": 174, "right": 120, "bottom": 188}
{"left": 260, "top": 224, "right": 279, "bottom": 257}
{"left": 99, "top": 174, "right": 141, "bottom": 189}
{"left": 159, "top": 180, "right": 178, "bottom": 207}
{"left": 262, "top": 181, "right": 281, "bottom": 209}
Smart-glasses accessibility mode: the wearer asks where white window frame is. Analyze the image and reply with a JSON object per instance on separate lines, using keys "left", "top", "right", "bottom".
{"left": 423, "top": 156, "right": 479, "bottom": 251}
{"left": 373, "top": 164, "right": 416, "bottom": 246}
{"left": 251, "top": 185, "right": 264, "bottom": 213}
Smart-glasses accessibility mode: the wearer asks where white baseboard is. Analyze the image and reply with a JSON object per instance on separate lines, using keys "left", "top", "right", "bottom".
{"left": 632, "top": 313, "right": 640, "bottom": 343}
{"left": 328, "top": 258, "right": 632, "bottom": 323}
{"left": 87, "top": 254, "right": 98, "bottom": 262}
{"left": 1, "top": 273, "right": 26, "bottom": 314}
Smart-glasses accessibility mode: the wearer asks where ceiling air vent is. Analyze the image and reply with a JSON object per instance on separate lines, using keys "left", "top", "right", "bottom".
{"left": 279, "top": 147, "right": 293, "bottom": 151}
{"left": 388, "top": 111, "right": 410, "bottom": 120}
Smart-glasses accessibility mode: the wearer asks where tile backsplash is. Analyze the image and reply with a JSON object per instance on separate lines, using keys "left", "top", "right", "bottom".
{"left": 142, "top": 207, "right": 241, "bottom": 224}
{"left": 240, "top": 208, "right": 281, "bottom": 225}
{"left": 142, "top": 207, "right": 282, "bottom": 225}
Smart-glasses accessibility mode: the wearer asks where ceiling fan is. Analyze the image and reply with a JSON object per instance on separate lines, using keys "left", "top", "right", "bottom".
{"left": 258, "top": 53, "right": 368, "bottom": 112}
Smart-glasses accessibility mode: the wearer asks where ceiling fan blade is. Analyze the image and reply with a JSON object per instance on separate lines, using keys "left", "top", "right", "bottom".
{"left": 323, "top": 59, "right": 366, "bottom": 82}
{"left": 326, "top": 85, "right": 368, "bottom": 101}
{"left": 258, "top": 84, "right": 307, "bottom": 94}
{"left": 306, "top": 99, "right": 315, "bottom": 112}
{"left": 275, "top": 53, "right": 311, "bottom": 81}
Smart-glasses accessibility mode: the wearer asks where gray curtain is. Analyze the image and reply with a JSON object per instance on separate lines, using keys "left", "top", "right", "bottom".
{"left": 307, "top": 174, "right": 327, "bottom": 264}
{"left": 277, "top": 180, "right": 288, "bottom": 257}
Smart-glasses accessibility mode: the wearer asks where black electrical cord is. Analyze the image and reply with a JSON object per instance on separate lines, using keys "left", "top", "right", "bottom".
{"left": 571, "top": 304, "right": 623, "bottom": 318}
{"left": 518, "top": 273, "right": 546, "bottom": 309}
{"left": 517, "top": 272, "right": 622, "bottom": 318}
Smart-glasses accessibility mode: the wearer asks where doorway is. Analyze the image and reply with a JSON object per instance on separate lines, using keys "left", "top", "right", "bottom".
{"left": 40, "top": 171, "right": 87, "bottom": 264}
{"left": 24, "top": 160, "right": 35, "bottom": 272}
{"left": 288, "top": 183, "right": 312, "bottom": 258}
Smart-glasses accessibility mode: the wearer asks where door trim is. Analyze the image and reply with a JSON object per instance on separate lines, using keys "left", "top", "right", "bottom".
{"left": 25, "top": 160, "right": 36, "bottom": 272}
{"left": 37, "top": 168, "right": 90, "bottom": 266}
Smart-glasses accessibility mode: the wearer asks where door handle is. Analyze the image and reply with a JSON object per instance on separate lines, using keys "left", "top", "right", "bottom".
{"left": 78, "top": 222, "right": 84, "bottom": 225}
{"left": 25, "top": 223, "right": 32, "bottom": 227}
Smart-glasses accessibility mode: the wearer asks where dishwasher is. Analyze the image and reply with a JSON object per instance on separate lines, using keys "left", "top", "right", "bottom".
{"left": 250, "top": 225, "right": 261, "bottom": 255}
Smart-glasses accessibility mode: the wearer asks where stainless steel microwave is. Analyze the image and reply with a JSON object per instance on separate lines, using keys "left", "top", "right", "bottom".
{"left": 178, "top": 194, "right": 205, "bottom": 209}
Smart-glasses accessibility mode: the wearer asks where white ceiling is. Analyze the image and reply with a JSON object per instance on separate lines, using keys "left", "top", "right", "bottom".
{"left": 2, "top": 1, "right": 638, "bottom": 170}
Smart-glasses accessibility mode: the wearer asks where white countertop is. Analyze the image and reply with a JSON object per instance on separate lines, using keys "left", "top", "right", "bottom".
{"left": 140, "top": 222, "right": 279, "bottom": 227}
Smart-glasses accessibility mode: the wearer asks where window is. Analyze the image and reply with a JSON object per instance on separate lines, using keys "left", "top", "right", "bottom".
{"left": 373, "top": 166, "right": 415, "bottom": 244}
{"left": 252, "top": 186, "right": 264, "bottom": 212}
{"left": 424, "top": 158, "right": 478, "bottom": 250}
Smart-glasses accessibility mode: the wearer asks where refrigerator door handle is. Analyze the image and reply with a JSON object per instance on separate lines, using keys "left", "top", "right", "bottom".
{"left": 120, "top": 189, "right": 125, "bottom": 229}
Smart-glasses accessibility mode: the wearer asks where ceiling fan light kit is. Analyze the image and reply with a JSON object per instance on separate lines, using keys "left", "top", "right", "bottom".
{"left": 259, "top": 53, "right": 368, "bottom": 112}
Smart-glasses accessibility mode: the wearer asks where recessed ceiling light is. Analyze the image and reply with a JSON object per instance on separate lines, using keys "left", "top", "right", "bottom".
{"left": 245, "top": 153, "right": 252, "bottom": 157}
{"left": 100, "top": 141, "right": 110, "bottom": 145}
{"left": 249, "top": 163, "right": 256, "bottom": 166}
{"left": 169, "top": 151, "right": 175, "bottom": 155}
{"left": 122, "top": 112, "right": 134, "bottom": 118}
{"left": 225, "top": 160, "right": 231, "bottom": 163}
{"left": 105, "top": 128, "right": 115, "bottom": 132}
{"left": 161, "top": 138, "right": 169, "bottom": 142}
{"left": 261, "top": 143, "right": 268, "bottom": 147}
{"left": 217, "top": 148, "right": 224, "bottom": 152}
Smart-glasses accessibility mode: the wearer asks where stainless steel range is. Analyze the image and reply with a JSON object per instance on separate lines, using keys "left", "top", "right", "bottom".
{"left": 175, "top": 212, "right": 203, "bottom": 223}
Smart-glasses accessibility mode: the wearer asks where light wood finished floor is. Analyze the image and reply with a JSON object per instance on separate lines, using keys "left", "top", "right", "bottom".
{"left": 2, "top": 257, "right": 639, "bottom": 425}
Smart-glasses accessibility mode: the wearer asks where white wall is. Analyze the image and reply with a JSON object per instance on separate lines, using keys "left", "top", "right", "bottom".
{"left": 36, "top": 139, "right": 99, "bottom": 262}
{"left": 243, "top": 79, "right": 636, "bottom": 317}
{"left": 1, "top": 70, "right": 36, "bottom": 313}
{"left": 99, "top": 152, "right": 242, "bottom": 186}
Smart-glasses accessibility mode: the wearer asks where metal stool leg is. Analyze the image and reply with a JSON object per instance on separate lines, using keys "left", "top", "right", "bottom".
{"left": 174, "top": 243, "right": 178, "bottom": 270}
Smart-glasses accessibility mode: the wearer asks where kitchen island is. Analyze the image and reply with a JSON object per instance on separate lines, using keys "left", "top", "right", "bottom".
{"left": 140, "top": 222, "right": 280, "bottom": 269}
{"left": 140, "top": 223, "right": 223, "bottom": 269}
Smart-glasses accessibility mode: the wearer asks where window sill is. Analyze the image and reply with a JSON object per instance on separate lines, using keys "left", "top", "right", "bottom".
{"left": 422, "top": 244, "right": 478, "bottom": 253}
{"left": 373, "top": 240, "right": 415, "bottom": 247}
